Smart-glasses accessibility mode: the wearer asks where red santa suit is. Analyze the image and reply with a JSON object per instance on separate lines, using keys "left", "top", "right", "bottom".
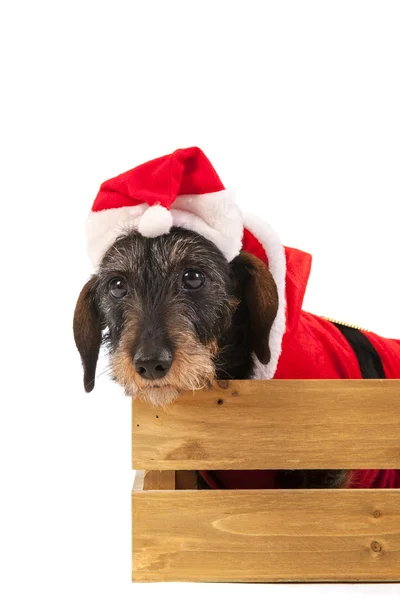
{"left": 201, "top": 220, "right": 400, "bottom": 490}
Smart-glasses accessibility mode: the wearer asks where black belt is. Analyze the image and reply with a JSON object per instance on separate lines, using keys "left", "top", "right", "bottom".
{"left": 330, "top": 322, "right": 386, "bottom": 379}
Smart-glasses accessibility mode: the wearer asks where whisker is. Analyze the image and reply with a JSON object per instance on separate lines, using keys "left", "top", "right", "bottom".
{"left": 86, "top": 365, "right": 113, "bottom": 388}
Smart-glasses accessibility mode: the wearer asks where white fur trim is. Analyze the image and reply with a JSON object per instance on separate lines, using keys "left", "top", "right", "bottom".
{"left": 138, "top": 205, "right": 173, "bottom": 237}
{"left": 171, "top": 191, "right": 243, "bottom": 262}
{"left": 86, "top": 204, "right": 148, "bottom": 268}
{"left": 243, "top": 214, "right": 287, "bottom": 381}
{"left": 87, "top": 190, "right": 243, "bottom": 268}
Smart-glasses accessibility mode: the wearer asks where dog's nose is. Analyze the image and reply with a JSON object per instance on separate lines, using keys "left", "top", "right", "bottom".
{"left": 133, "top": 348, "right": 173, "bottom": 380}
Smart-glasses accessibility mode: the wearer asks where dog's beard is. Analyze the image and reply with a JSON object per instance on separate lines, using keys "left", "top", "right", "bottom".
{"left": 110, "top": 332, "right": 217, "bottom": 406}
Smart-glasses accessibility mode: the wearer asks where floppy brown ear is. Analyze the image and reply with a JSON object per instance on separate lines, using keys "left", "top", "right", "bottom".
{"left": 231, "top": 251, "right": 279, "bottom": 364}
{"left": 73, "top": 276, "right": 102, "bottom": 392}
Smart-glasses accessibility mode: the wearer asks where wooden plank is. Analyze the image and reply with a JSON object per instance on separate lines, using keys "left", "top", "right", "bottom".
{"left": 132, "top": 380, "right": 400, "bottom": 470}
{"left": 143, "top": 470, "right": 176, "bottom": 490}
{"left": 175, "top": 470, "right": 198, "bottom": 490}
{"left": 132, "top": 488, "right": 400, "bottom": 582}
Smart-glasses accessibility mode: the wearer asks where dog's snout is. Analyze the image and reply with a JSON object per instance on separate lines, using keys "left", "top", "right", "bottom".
{"left": 133, "top": 347, "right": 173, "bottom": 380}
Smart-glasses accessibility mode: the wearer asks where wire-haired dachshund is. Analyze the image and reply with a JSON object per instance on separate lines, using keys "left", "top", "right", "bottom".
{"left": 74, "top": 146, "right": 400, "bottom": 491}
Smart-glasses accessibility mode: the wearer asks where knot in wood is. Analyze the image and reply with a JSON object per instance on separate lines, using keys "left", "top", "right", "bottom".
{"left": 217, "top": 381, "right": 229, "bottom": 390}
{"left": 370, "top": 541, "right": 382, "bottom": 553}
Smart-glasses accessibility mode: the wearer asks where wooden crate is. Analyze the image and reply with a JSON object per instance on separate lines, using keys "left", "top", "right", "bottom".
{"left": 132, "top": 380, "right": 400, "bottom": 582}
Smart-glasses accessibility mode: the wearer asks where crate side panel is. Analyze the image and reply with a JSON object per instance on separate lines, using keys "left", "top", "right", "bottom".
{"left": 132, "top": 489, "right": 400, "bottom": 582}
{"left": 132, "top": 380, "right": 400, "bottom": 470}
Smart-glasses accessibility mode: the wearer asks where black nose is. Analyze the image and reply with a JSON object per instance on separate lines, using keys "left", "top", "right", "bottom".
{"left": 133, "top": 348, "right": 173, "bottom": 380}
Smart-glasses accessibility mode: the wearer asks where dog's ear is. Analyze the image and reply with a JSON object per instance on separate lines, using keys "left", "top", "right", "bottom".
{"left": 231, "top": 251, "right": 279, "bottom": 364}
{"left": 73, "top": 276, "right": 102, "bottom": 392}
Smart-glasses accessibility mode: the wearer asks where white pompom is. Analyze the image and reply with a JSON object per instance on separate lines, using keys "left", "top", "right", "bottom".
{"left": 138, "top": 205, "right": 173, "bottom": 238}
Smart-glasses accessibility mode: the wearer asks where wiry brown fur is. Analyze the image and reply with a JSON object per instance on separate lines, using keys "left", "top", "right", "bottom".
{"left": 74, "top": 228, "right": 244, "bottom": 404}
{"left": 111, "top": 328, "right": 217, "bottom": 406}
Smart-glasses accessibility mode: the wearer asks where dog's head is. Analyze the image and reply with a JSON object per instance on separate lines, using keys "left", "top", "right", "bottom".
{"left": 73, "top": 227, "right": 278, "bottom": 405}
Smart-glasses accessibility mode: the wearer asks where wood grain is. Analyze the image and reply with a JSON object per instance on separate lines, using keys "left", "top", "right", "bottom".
{"left": 132, "top": 380, "right": 400, "bottom": 470}
{"left": 132, "top": 488, "right": 400, "bottom": 582}
{"left": 142, "top": 470, "right": 175, "bottom": 490}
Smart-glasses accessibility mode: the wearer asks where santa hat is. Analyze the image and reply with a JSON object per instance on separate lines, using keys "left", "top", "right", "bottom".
{"left": 86, "top": 147, "right": 287, "bottom": 380}
{"left": 87, "top": 147, "right": 243, "bottom": 268}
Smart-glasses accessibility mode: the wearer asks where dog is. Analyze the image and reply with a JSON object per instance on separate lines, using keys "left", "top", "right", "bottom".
{"left": 74, "top": 146, "right": 400, "bottom": 491}
{"left": 74, "top": 227, "right": 277, "bottom": 405}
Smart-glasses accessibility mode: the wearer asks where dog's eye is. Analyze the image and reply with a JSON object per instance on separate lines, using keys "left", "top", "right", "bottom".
{"left": 109, "top": 278, "right": 128, "bottom": 299}
{"left": 182, "top": 269, "right": 205, "bottom": 290}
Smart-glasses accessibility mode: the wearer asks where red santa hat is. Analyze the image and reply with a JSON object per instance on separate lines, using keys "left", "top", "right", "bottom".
{"left": 86, "top": 147, "right": 287, "bottom": 380}
{"left": 87, "top": 147, "right": 243, "bottom": 268}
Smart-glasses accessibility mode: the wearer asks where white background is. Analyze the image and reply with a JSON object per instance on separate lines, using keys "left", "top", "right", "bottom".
{"left": 1, "top": 1, "right": 400, "bottom": 599}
